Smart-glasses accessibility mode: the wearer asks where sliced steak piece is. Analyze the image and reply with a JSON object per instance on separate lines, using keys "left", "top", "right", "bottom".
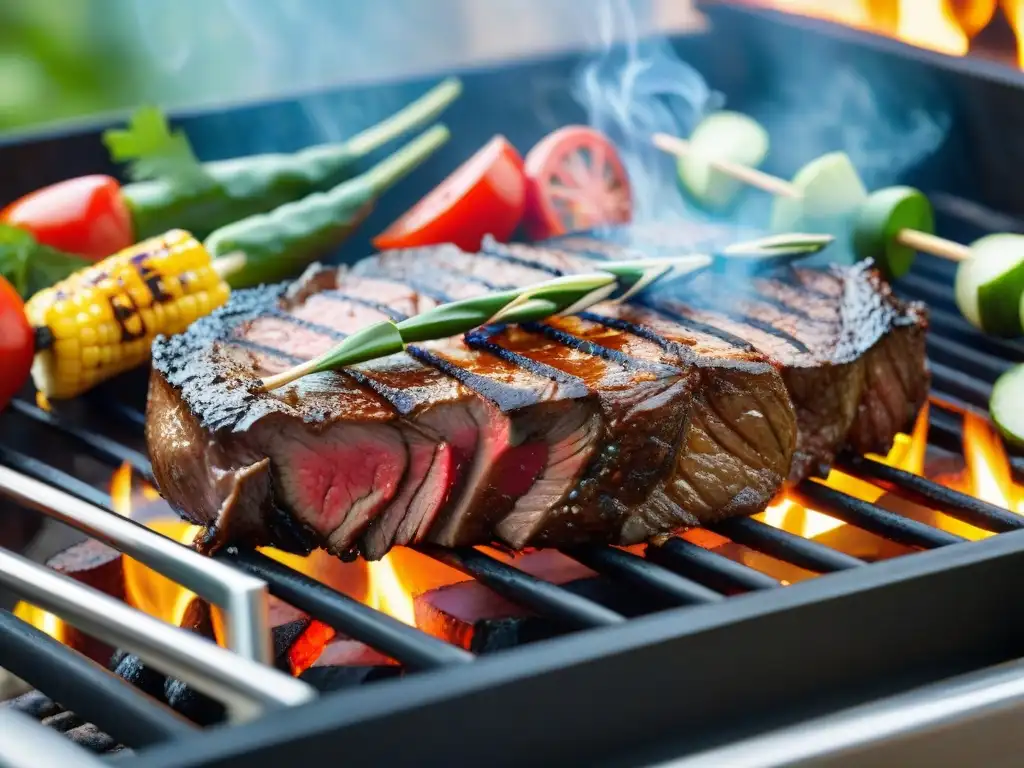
{"left": 148, "top": 268, "right": 602, "bottom": 557}
{"left": 287, "top": 267, "right": 603, "bottom": 553}
{"left": 361, "top": 246, "right": 795, "bottom": 543}
{"left": 486, "top": 239, "right": 929, "bottom": 480}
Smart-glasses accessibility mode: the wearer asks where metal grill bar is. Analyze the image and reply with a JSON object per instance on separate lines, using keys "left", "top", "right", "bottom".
{"left": 88, "top": 393, "right": 147, "bottom": 430}
{"left": 0, "top": 709, "right": 106, "bottom": 768}
{"left": 710, "top": 518, "right": 866, "bottom": 573}
{"left": 925, "top": 310, "right": 1024, "bottom": 362}
{"left": 793, "top": 482, "right": 967, "bottom": 549}
{"left": 0, "top": 462, "right": 272, "bottom": 664}
{"left": 930, "top": 361, "right": 992, "bottom": 410}
{"left": 219, "top": 548, "right": 475, "bottom": 670}
{"left": 561, "top": 546, "right": 724, "bottom": 606}
{"left": 0, "top": 446, "right": 113, "bottom": 511}
{"left": 0, "top": 610, "right": 195, "bottom": 747}
{"left": 9, "top": 399, "right": 154, "bottom": 481}
{"left": 646, "top": 538, "right": 781, "bottom": 593}
{"left": 419, "top": 546, "right": 626, "bottom": 629}
{"left": 925, "top": 336, "right": 1014, "bottom": 380}
{"left": 838, "top": 454, "right": 1024, "bottom": 533}
{"left": 0, "top": 549, "right": 314, "bottom": 722}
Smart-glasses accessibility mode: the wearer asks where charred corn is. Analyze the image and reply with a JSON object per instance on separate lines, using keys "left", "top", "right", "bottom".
{"left": 26, "top": 229, "right": 231, "bottom": 399}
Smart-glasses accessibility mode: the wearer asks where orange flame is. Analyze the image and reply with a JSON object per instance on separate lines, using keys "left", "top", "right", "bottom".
{"left": 736, "top": 0, "right": 1023, "bottom": 65}
{"left": 760, "top": 404, "right": 1024, "bottom": 554}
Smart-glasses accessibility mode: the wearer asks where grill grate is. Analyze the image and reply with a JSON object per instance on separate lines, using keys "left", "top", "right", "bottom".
{"left": 0, "top": 245, "right": 1021, "bottom": 763}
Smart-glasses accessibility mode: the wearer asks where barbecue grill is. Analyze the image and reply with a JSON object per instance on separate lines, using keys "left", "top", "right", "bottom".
{"left": 2, "top": 3, "right": 1024, "bottom": 766}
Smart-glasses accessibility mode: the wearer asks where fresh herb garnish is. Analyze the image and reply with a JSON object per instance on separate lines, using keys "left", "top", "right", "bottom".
{"left": 103, "top": 105, "right": 215, "bottom": 192}
{"left": 0, "top": 225, "right": 90, "bottom": 299}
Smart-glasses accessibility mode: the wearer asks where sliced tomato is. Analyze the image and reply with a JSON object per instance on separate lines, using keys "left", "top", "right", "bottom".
{"left": 1, "top": 175, "right": 134, "bottom": 262}
{"left": 0, "top": 275, "right": 33, "bottom": 412}
{"left": 523, "top": 126, "right": 632, "bottom": 240}
{"left": 373, "top": 136, "right": 526, "bottom": 252}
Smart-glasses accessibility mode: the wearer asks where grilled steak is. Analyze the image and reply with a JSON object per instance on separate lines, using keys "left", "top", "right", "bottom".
{"left": 147, "top": 225, "right": 927, "bottom": 557}
{"left": 148, "top": 269, "right": 603, "bottom": 557}
{"left": 483, "top": 234, "right": 929, "bottom": 479}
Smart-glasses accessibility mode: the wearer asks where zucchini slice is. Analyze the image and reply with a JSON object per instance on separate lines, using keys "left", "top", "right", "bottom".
{"left": 677, "top": 111, "right": 769, "bottom": 211}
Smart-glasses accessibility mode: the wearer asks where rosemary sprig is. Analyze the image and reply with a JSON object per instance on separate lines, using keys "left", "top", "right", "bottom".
{"left": 259, "top": 232, "right": 833, "bottom": 391}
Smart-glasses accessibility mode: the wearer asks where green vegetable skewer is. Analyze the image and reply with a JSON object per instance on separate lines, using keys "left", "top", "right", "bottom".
{"left": 260, "top": 232, "right": 834, "bottom": 391}
{"left": 206, "top": 124, "right": 450, "bottom": 289}
{"left": 991, "top": 364, "right": 1024, "bottom": 449}
{"left": 105, "top": 78, "right": 462, "bottom": 241}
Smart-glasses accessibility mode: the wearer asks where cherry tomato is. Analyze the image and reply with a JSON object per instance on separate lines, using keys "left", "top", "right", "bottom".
{"left": 523, "top": 126, "right": 632, "bottom": 240}
{"left": 373, "top": 136, "right": 526, "bottom": 252}
{"left": 1, "top": 175, "right": 134, "bottom": 261}
{"left": 0, "top": 275, "right": 33, "bottom": 412}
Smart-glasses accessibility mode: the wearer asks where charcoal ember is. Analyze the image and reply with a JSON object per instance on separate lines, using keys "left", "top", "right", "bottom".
{"left": 312, "top": 639, "right": 396, "bottom": 668}
{"left": 114, "top": 599, "right": 329, "bottom": 724}
{"left": 65, "top": 723, "right": 119, "bottom": 753}
{"left": 41, "top": 709, "right": 83, "bottom": 733}
{"left": 163, "top": 678, "right": 225, "bottom": 726}
{"left": 414, "top": 551, "right": 664, "bottom": 652}
{"left": 3, "top": 691, "right": 123, "bottom": 754}
{"left": 46, "top": 539, "right": 125, "bottom": 664}
{"left": 298, "top": 664, "right": 401, "bottom": 692}
{"left": 298, "top": 637, "right": 400, "bottom": 691}
{"left": 111, "top": 651, "right": 167, "bottom": 702}
{"left": 3, "top": 689, "right": 62, "bottom": 719}
{"left": 272, "top": 618, "right": 312, "bottom": 672}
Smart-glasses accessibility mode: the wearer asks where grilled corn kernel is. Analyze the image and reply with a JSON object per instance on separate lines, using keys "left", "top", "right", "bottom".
{"left": 25, "top": 229, "right": 231, "bottom": 400}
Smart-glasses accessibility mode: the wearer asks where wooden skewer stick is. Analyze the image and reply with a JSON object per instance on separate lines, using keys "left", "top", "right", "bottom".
{"left": 652, "top": 132, "right": 971, "bottom": 263}
{"left": 893, "top": 229, "right": 971, "bottom": 262}
{"left": 652, "top": 133, "right": 802, "bottom": 199}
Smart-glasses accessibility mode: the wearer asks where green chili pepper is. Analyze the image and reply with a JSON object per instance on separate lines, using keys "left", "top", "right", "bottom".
{"left": 206, "top": 124, "right": 450, "bottom": 288}
{"left": 114, "top": 78, "right": 462, "bottom": 241}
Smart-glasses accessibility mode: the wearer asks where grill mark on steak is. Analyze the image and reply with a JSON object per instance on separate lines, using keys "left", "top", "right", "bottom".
{"left": 229, "top": 338, "right": 303, "bottom": 365}
{"left": 319, "top": 291, "right": 409, "bottom": 321}
{"left": 264, "top": 308, "right": 348, "bottom": 339}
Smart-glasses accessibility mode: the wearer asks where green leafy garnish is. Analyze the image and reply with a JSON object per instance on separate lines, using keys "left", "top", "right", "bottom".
{"left": 721, "top": 232, "right": 835, "bottom": 259}
{"left": 0, "top": 225, "right": 90, "bottom": 299}
{"left": 103, "top": 105, "right": 215, "bottom": 193}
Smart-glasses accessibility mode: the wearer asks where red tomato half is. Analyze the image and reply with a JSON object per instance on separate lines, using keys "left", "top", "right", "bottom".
{"left": 1, "top": 175, "right": 134, "bottom": 261}
{"left": 0, "top": 275, "right": 34, "bottom": 412}
{"left": 523, "top": 126, "right": 632, "bottom": 240}
{"left": 373, "top": 136, "right": 526, "bottom": 252}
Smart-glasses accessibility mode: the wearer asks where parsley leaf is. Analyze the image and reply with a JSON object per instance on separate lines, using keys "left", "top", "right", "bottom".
{"left": 103, "top": 105, "right": 216, "bottom": 193}
{"left": 0, "top": 225, "right": 90, "bottom": 299}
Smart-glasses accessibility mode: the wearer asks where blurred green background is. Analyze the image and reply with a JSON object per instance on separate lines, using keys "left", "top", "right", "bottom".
{"left": 0, "top": 0, "right": 697, "bottom": 136}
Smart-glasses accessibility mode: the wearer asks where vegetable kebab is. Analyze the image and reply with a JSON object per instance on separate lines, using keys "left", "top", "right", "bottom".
{"left": 2, "top": 78, "right": 461, "bottom": 260}
{"left": 26, "top": 124, "right": 450, "bottom": 400}
{"left": 654, "top": 133, "right": 1024, "bottom": 339}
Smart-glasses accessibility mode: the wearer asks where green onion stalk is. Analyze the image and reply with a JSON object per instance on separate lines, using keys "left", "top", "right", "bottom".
{"left": 259, "top": 232, "right": 833, "bottom": 391}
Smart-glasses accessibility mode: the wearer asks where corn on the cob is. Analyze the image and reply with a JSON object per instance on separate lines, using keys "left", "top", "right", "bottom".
{"left": 25, "top": 229, "right": 231, "bottom": 399}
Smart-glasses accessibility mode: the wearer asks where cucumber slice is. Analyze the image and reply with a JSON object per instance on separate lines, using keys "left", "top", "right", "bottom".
{"left": 770, "top": 151, "right": 869, "bottom": 237}
{"left": 852, "top": 186, "right": 934, "bottom": 280}
{"left": 677, "top": 111, "right": 769, "bottom": 211}
{"left": 954, "top": 233, "right": 1024, "bottom": 337}
{"left": 990, "top": 364, "right": 1024, "bottom": 449}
